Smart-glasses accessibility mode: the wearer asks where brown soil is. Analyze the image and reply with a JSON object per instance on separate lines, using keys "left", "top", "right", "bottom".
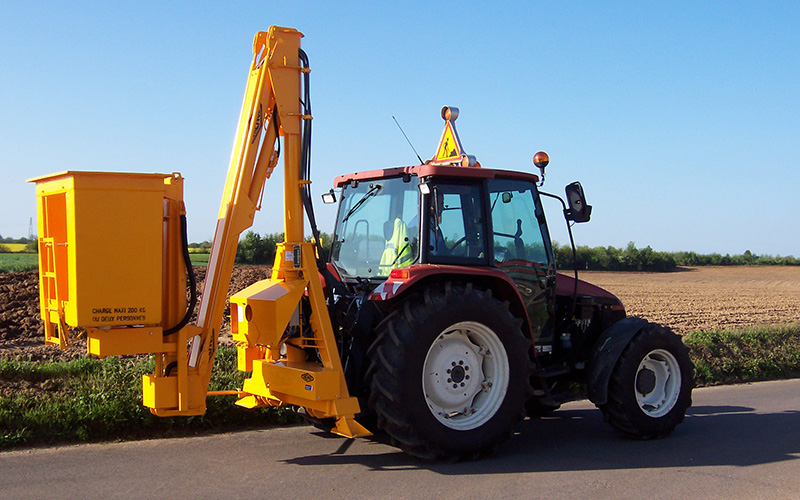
{"left": 581, "top": 266, "right": 800, "bottom": 335}
{"left": 0, "top": 266, "right": 270, "bottom": 360}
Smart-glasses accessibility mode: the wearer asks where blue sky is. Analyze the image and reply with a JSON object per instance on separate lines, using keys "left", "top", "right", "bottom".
{"left": 1, "top": 1, "right": 798, "bottom": 256}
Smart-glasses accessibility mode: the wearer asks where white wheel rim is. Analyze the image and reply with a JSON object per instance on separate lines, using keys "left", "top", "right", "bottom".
{"left": 635, "top": 348, "right": 682, "bottom": 418}
{"left": 422, "top": 321, "right": 510, "bottom": 430}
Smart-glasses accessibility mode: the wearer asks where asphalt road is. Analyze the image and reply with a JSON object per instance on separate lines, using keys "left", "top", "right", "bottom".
{"left": 2, "top": 379, "right": 799, "bottom": 500}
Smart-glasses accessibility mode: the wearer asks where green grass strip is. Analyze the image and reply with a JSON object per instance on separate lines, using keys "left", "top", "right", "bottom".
{"left": 0, "top": 253, "right": 38, "bottom": 272}
{"left": 684, "top": 323, "right": 800, "bottom": 386}
{"left": 0, "top": 347, "right": 298, "bottom": 449}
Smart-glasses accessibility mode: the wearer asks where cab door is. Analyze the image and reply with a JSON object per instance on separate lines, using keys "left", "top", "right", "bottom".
{"left": 487, "top": 178, "right": 556, "bottom": 346}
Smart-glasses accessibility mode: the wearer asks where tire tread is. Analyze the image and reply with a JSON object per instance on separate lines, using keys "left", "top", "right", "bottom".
{"left": 600, "top": 321, "right": 693, "bottom": 439}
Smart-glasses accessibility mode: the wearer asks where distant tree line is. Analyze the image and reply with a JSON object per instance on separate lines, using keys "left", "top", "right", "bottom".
{"left": 553, "top": 242, "right": 799, "bottom": 272}
{"left": 187, "top": 233, "right": 797, "bottom": 271}
{"left": 232, "top": 231, "right": 333, "bottom": 265}
{"left": 0, "top": 235, "right": 37, "bottom": 253}
{"left": 0, "top": 236, "right": 34, "bottom": 244}
{"left": 187, "top": 240, "right": 212, "bottom": 252}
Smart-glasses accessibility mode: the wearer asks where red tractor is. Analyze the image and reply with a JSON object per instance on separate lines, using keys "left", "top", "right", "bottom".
{"left": 318, "top": 106, "right": 694, "bottom": 459}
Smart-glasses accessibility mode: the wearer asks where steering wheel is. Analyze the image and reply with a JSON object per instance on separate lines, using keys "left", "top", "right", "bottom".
{"left": 446, "top": 236, "right": 467, "bottom": 254}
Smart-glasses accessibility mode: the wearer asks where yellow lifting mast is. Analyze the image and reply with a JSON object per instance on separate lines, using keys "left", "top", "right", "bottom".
{"left": 29, "top": 26, "right": 370, "bottom": 439}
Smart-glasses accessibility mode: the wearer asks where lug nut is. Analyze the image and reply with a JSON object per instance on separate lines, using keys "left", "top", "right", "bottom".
{"left": 447, "top": 378, "right": 452, "bottom": 383}
{"left": 458, "top": 360, "right": 464, "bottom": 365}
{"left": 460, "top": 382, "right": 465, "bottom": 387}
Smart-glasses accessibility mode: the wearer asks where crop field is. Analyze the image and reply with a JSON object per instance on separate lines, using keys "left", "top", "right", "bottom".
{"left": 0, "top": 243, "right": 28, "bottom": 252}
{"left": 0, "top": 253, "right": 209, "bottom": 272}
{"left": 581, "top": 266, "right": 800, "bottom": 335}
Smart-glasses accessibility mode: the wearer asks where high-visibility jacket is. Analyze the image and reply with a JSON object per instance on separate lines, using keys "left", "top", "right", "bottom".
{"left": 379, "top": 218, "right": 413, "bottom": 275}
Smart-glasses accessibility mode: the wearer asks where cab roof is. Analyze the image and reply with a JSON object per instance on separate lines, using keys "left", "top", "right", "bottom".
{"left": 333, "top": 164, "right": 539, "bottom": 187}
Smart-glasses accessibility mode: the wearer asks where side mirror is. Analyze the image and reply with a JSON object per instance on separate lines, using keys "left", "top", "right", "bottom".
{"left": 565, "top": 182, "right": 592, "bottom": 223}
{"left": 321, "top": 189, "right": 336, "bottom": 204}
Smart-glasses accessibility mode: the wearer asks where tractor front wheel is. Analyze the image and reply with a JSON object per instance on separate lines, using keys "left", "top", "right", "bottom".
{"left": 600, "top": 322, "right": 693, "bottom": 439}
{"left": 366, "top": 282, "right": 531, "bottom": 460}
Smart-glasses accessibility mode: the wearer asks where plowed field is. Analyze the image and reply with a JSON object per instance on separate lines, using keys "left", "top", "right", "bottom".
{"left": 581, "top": 266, "right": 800, "bottom": 334}
{"left": 1, "top": 266, "right": 798, "bottom": 359}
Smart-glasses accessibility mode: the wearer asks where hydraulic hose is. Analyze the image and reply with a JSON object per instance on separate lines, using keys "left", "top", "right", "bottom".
{"left": 298, "top": 49, "right": 320, "bottom": 257}
{"left": 297, "top": 48, "right": 349, "bottom": 299}
{"left": 164, "top": 214, "right": 198, "bottom": 336}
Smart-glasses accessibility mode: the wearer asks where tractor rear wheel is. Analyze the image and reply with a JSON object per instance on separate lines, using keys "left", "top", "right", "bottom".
{"left": 366, "top": 282, "right": 531, "bottom": 460}
{"left": 600, "top": 322, "right": 693, "bottom": 439}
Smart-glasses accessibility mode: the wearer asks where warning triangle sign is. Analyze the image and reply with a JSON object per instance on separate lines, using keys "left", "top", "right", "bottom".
{"left": 433, "top": 121, "right": 462, "bottom": 163}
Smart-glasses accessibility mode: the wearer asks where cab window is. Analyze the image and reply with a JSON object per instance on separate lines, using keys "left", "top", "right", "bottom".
{"left": 331, "top": 176, "right": 420, "bottom": 279}
{"left": 425, "top": 183, "right": 486, "bottom": 265}
{"left": 488, "top": 179, "right": 550, "bottom": 266}
{"left": 488, "top": 178, "right": 554, "bottom": 342}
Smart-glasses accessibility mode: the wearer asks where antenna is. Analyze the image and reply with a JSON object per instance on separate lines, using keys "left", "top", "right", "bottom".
{"left": 392, "top": 116, "right": 424, "bottom": 164}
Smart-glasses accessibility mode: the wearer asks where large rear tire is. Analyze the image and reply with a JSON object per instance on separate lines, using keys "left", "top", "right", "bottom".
{"left": 366, "top": 282, "right": 532, "bottom": 460}
{"left": 600, "top": 322, "right": 693, "bottom": 439}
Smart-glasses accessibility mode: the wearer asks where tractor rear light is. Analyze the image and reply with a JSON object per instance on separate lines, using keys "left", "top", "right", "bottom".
{"left": 389, "top": 269, "right": 409, "bottom": 279}
{"left": 461, "top": 155, "right": 478, "bottom": 167}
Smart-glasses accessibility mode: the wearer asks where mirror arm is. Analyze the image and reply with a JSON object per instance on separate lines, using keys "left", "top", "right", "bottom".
{"left": 538, "top": 191, "right": 570, "bottom": 221}
{"left": 538, "top": 190, "right": 580, "bottom": 323}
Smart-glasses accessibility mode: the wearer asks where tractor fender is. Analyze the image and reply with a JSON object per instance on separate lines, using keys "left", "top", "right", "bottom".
{"left": 368, "top": 264, "right": 534, "bottom": 341}
{"left": 587, "top": 317, "right": 649, "bottom": 405}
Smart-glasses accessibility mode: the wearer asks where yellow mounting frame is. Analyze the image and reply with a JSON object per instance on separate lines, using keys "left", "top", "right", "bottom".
{"left": 146, "top": 26, "right": 368, "bottom": 436}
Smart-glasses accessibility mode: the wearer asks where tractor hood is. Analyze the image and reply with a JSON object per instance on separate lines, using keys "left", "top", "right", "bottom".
{"left": 555, "top": 272, "right": 622, "bottom": 306}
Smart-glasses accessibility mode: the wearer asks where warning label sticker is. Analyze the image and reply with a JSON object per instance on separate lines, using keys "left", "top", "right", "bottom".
{"left": 91, "top": 306, "right": 148, "bottom": 324}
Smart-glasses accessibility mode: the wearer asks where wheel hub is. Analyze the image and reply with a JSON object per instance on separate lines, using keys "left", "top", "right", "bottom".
{"left": 449, "top": 364, "right": 466, "bottom": 384}
{"left": 422, "top": 321, "right": 510, "bottom": 431}
{"left": 636, "top": 367, "right": 656, "bottom": 395}
{"left": 635, "top": 349, "right": 682, "bottom": 418}
{"left": 423, "top": 331, "right": 483, "bottom": 410}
